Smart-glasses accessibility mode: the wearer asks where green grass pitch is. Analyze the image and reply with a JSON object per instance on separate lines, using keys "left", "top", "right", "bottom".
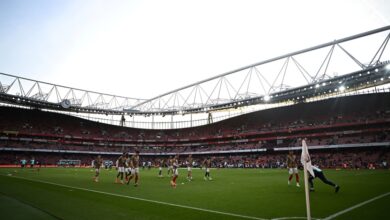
{"left": 0, "top": 168, "right": 389, "bottom": 220}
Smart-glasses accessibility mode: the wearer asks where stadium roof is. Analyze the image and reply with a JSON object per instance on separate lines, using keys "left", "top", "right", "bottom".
{"left": 1, "top": 26, "right": 390, "bottom": 117}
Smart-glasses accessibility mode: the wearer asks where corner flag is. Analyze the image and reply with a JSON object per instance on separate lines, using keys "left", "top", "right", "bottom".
{"left": 301, "top": 139, "right": 315, "bottom": 177}
{"left": 301, "top": 139, "right": 314, "bottom": 220}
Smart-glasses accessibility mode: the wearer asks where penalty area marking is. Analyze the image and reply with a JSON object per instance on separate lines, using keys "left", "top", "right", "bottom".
{"left": 322, "top": 191, "right": 390, "bottom": 220}
{"left": 3, "top": 175, "right": 267, "bottom": 220}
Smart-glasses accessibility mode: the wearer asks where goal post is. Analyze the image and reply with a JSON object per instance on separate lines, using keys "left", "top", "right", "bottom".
{"left": 58, "top": 159, "right": 81, "bottom": 167}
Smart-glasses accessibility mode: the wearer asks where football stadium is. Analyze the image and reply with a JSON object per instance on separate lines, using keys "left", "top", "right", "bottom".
{"left": 1, "top": 1, "right": 390, "bottom": 220}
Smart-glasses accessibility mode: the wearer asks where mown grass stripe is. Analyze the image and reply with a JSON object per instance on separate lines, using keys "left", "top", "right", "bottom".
{"left": 323, "top": 192, "right": 390, "bottom": 220}
{"left": 4, "top": 174, "right": 267, "bottom": 220}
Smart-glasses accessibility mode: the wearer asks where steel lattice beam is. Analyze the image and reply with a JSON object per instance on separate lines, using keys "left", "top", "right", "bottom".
{"left": 1, "top": 26, "right": 390, "bottom": 116}
{"left": 127, "top": 25, "right": 390, "bottom": 114}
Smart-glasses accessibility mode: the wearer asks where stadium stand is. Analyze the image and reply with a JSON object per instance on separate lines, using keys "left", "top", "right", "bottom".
{"left": 1, "top": 93, "right": 390, "bottom": 168}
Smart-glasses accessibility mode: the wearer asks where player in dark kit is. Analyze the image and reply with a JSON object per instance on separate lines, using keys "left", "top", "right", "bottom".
{"left": 309, "top": 166, "right": 340, "bottom": 193}
{"left": 186, "top": 154, "right": 193, "bottom": 181}
{"left": 115, "top": 153, "right": 127, "bottom": 184}
{"left": 167, "top": 156, "right": 173, "bottom": 177}
{"left": 203, "top": 157, "right": 212, "bottom": 181}
{"left": 93, "top": 155, "right": 103, "bottom": 182}
{"left": 158, "top": 159, "right": 164, "bottom": 177}
{"left": 127, "top": 150, "right": 140, "bottom": 186}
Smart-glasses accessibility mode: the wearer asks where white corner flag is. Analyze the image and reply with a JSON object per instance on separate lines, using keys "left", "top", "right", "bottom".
{"left": 301, "top": 139, "right": 315, "bottom": 177}
{"left": 301, "top": 139, "right": 315, "bottom": 220}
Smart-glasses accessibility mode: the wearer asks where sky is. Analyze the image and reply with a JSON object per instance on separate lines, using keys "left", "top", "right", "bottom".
{"left": 0, "top": 0, "right": 389, "bottom": 100}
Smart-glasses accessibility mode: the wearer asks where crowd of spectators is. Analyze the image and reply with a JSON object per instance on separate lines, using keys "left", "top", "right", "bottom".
{"left": 1, "top": 93, "right": 390, "bottom": 169}
{"left": 1, "top": 147, "right": 388, "bottom": 170}
{"left": 1, "top": 93, "right": 390, "bottom": 142}
{"left": 1, "top": 131, "right": 390, "bottom": 155}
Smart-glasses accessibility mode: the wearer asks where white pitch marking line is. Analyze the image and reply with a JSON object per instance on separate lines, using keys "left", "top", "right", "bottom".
{"left": 4, "top": 175, "right": 267, "bottom": 220}
{"left": 271, "top": 217, "right": 321, "bottom": 220}
{"left": 322, "top": 191, "right": 390, "bottom": 220}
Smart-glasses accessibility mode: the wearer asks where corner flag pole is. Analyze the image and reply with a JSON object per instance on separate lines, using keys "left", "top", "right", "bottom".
{"left": 303, "top": 160, "right": 311, "bottom": 220}
{"left": 301, "top": 139, "right": 312, "bottom": 220}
